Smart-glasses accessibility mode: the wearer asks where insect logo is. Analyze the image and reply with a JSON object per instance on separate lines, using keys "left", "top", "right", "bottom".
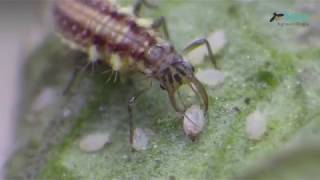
{"left": 269, "top": 11, "right": 310, "bottom": 27}
{"left": 269, "top": 12, "right": 284, "bottom": 22}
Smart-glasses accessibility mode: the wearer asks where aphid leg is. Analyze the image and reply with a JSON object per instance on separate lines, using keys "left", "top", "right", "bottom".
{"left": 127, "top": 80, "right": 152, "bottom": 151}
{"left": 152, "top": 16, "right": 170, "bottom": 40}
{"left": 183, "top": 38, "right": 217, "bottom": 68}
{"left": 133, "top": 0, "right": 157, "bottom": 17}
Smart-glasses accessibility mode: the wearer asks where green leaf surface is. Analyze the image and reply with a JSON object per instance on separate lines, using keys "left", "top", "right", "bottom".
{"left": 7, "top": 0, "right": 320, "bottom": 179}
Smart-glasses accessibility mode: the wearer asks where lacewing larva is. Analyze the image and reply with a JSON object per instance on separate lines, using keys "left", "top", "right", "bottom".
{"left": 53, "top": 0, "right": 216, "bottom": 145}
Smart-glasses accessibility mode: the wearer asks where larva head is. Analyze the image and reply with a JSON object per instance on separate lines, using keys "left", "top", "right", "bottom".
{"left": 147, "top": 43, "right": 208, "bottom": 113}
{"left": 159, "top": 60, "right": 208, "bottom": 114}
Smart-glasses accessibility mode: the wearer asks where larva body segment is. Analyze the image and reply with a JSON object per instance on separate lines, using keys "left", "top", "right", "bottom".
{"left": 53, "top": 0, "right": 158, "bottom": 73}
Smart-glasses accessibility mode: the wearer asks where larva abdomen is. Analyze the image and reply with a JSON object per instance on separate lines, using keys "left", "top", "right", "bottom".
{"left": 53, "top": 0, "right": 157, "bottom": 68}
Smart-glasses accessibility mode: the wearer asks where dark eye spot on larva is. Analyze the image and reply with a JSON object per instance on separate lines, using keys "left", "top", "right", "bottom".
{"left": 176, "top": 67, "right": 186, "bottom": 76}
{"left": 168, "top": 74, "right": 174, "bottom": 84}
{"left": 174, "top": 74, "right": 182, "bottom": 84}
{"left": 160, "top": 84, "right": 166, "bottom": 90}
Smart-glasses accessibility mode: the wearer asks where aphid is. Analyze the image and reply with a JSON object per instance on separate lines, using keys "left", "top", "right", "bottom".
{"left": 183, "top": 105, "right": 206, "bottom": 141}
{"left": 79, "top": 132, "right": 111, "bottom": 153}
{"left": 53, "top": 0, "right": 217, "bottom": 147}
{"left": 132, "top": 128, "right": 149, "bottom": 151}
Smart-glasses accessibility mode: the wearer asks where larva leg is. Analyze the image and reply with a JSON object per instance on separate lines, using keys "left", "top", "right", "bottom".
{"left": 127, "top": 81, "right": 152, "bottom": 151}
{"left": 183, "top": 38, "right": 217, "bottom": 68}
{"left": 133, "top": 0, "right": 157, "bottom": 17}
{"left": 62, "top": 54, "right": 90, "bottom": 96}
{"left": 133, "top": 0, "right": 170, "bottom": 40}
{"left": 63, "top": 47, "right": 109, "bottom": 95}
{"left": 63, "top": 63, "right": 82, "bottom": 96}
{"left": 152, "top": 16, "right": 170, "bottom": 40}
{"left": 62, "top": 52, "right": 87, "bottom": 96}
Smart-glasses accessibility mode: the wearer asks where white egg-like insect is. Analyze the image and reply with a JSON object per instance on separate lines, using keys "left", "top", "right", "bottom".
{"left": 183, "top": 105, "right": 206, "bottom": 141}
{"left": 132, "top": 128, "right": 149, "bottom": 151}
{"left": 79, "top": 132, "right": 111, "bottom": 153}
{"left": 196, "top": 68, "right": 225, "bottom": 87}
{"left": 245, "top": 110, "right": 267, "bottom": 140}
